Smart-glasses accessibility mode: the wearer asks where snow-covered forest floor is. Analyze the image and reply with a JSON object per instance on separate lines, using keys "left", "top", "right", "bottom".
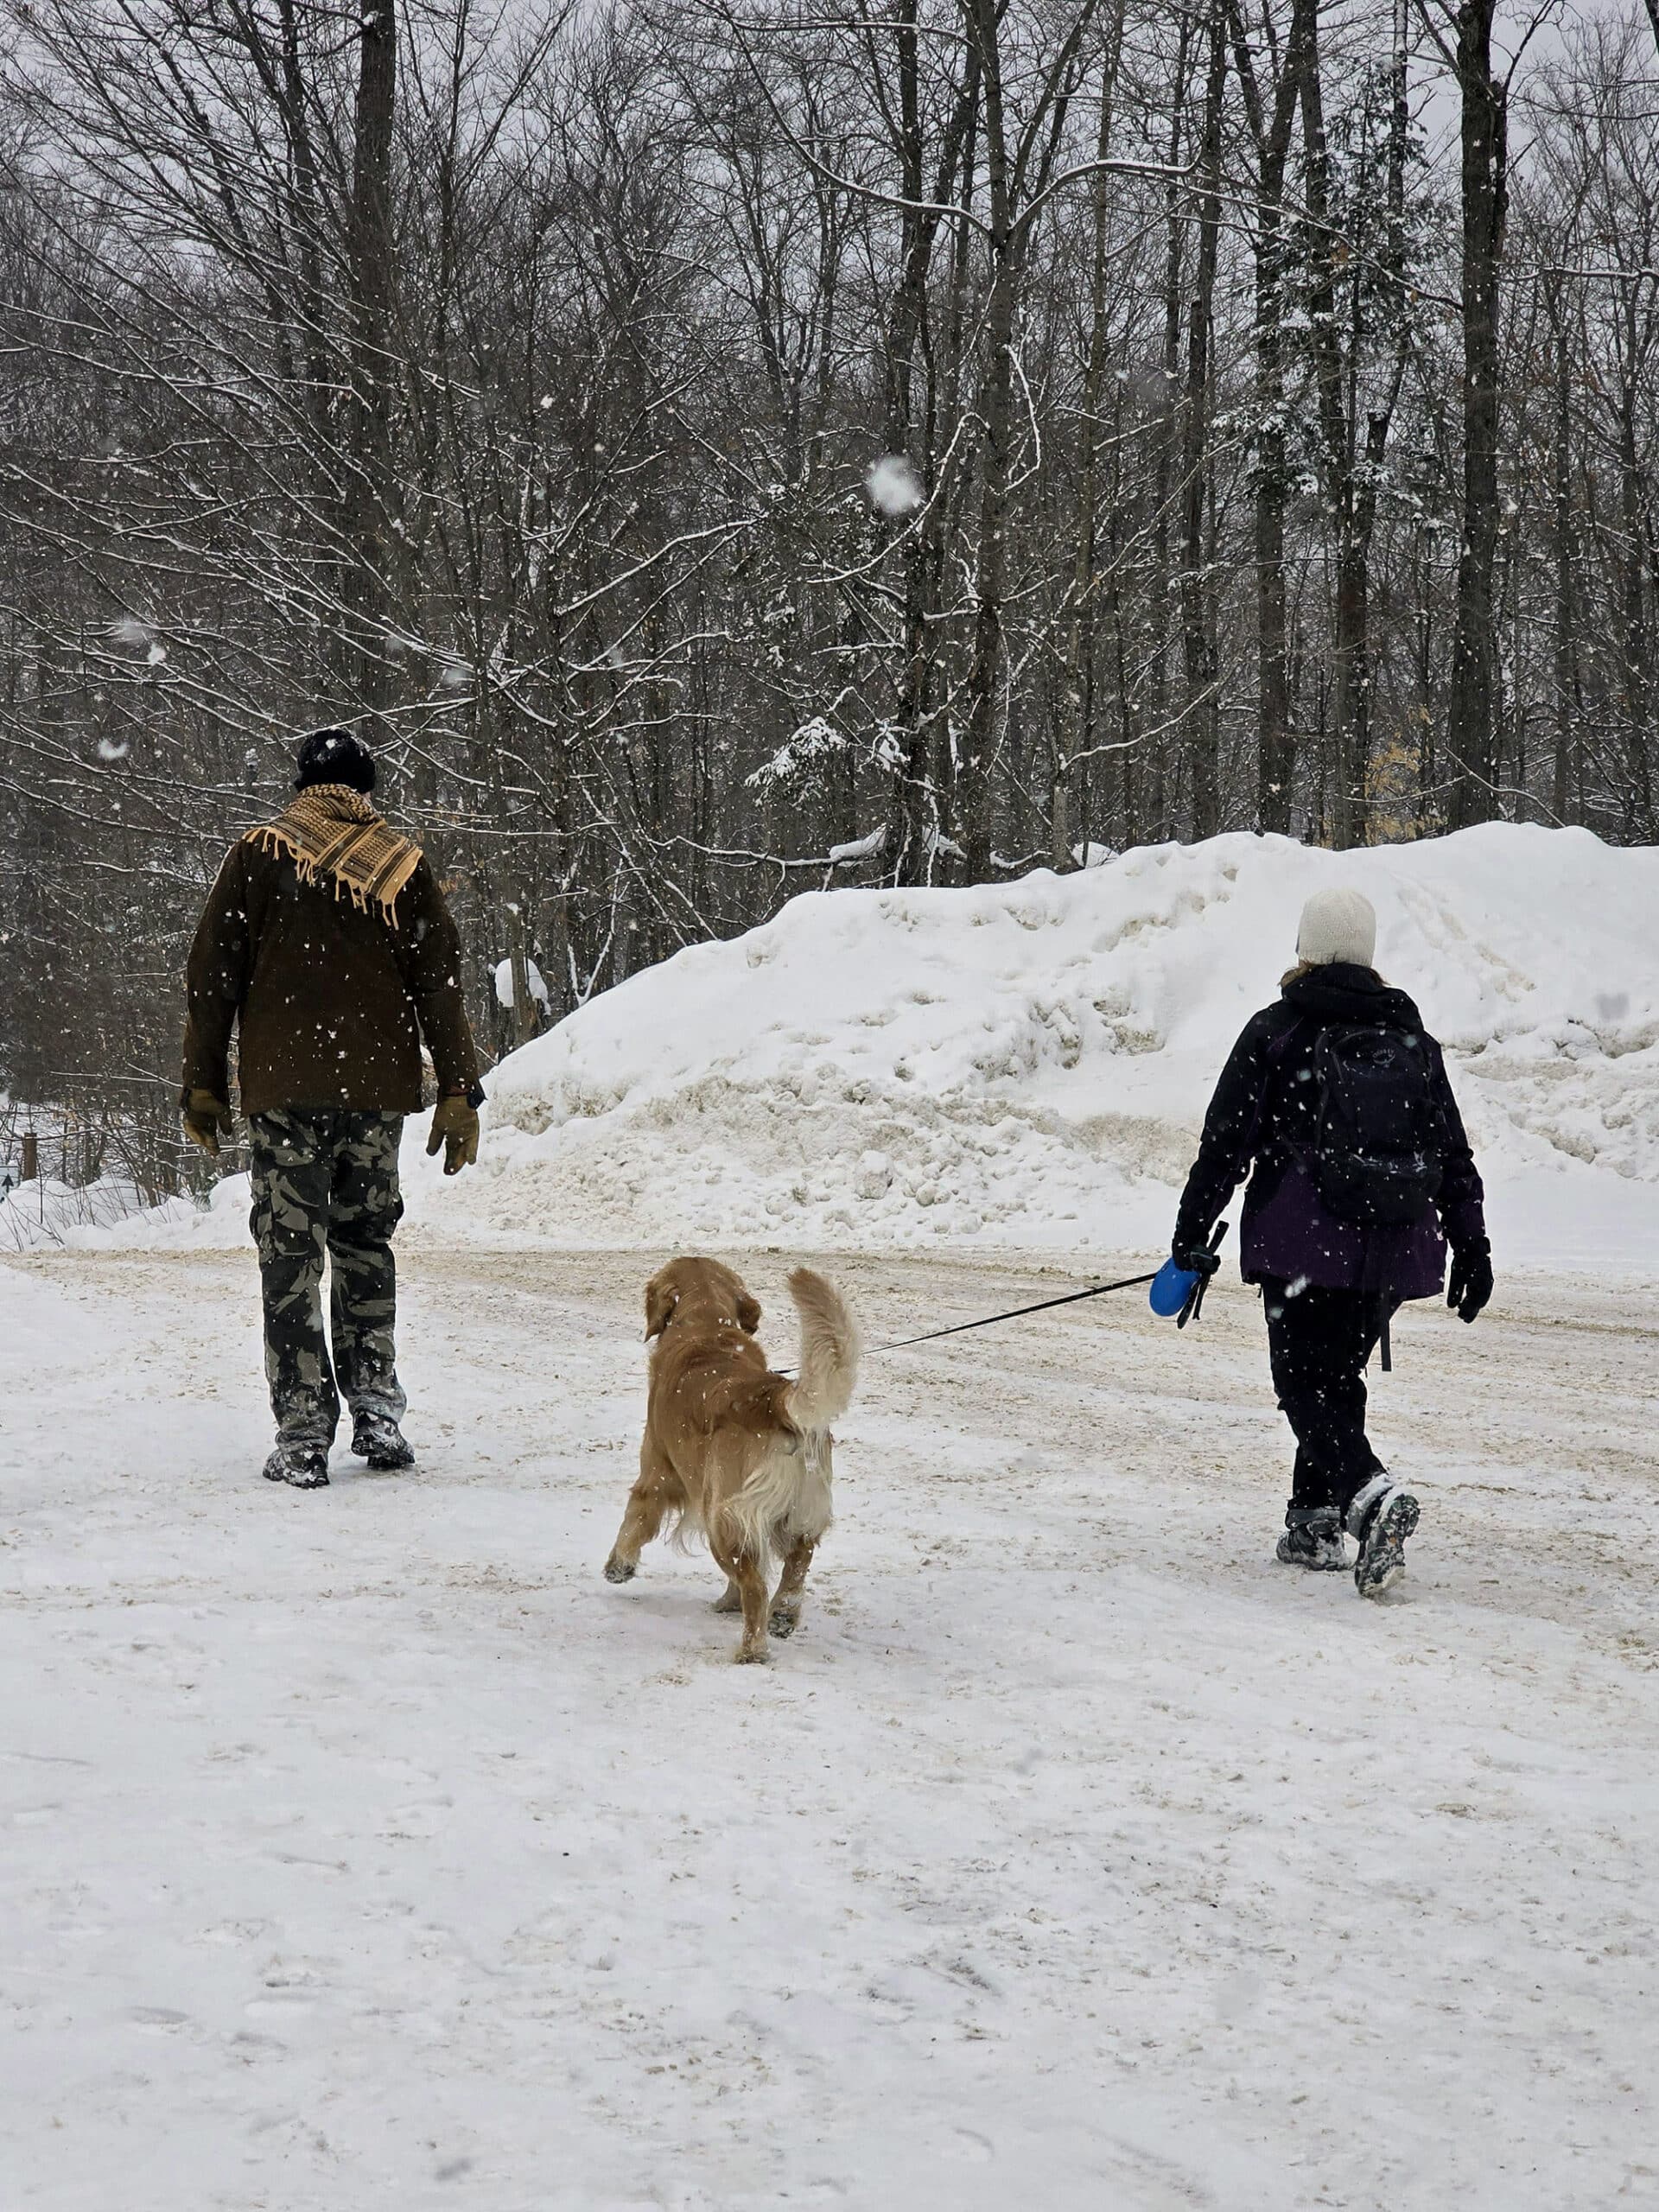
{"left": 4, "top": 1237, "right": 1655, "bottom": 2211}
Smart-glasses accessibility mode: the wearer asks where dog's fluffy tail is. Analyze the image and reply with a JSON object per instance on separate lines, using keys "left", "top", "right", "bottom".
{"left": 716, "top": 1270, "right": 859, "bottom": 1563}
{"left": 784, "top": 1268, "right": 860, "bottom": 1433}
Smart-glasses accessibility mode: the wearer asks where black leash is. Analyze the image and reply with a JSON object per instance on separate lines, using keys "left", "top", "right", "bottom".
{"left": 779, "top": 1219, "right": 1230, "bottom": 1370}
{"left": 859, "top": 1268, "right": 1161, "bottom": 1359}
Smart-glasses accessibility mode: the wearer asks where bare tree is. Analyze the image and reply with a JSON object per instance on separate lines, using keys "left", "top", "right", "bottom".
{"left": 3, "top": 0, "right": 1656, "bottom": 1198}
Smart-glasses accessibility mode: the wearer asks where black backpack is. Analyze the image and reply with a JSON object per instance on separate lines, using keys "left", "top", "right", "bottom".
{"left": 1309, "top": 1025, "right": 1444, "bottom": 1225}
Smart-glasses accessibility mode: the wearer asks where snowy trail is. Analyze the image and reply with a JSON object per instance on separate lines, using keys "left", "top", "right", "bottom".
{"left": 2, "top": 1241, "right": 1656, "bottom": 2210}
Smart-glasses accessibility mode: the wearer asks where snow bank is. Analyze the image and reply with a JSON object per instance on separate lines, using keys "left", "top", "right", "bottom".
{"left": 0, "top": 1173, "right": 207, "bottom": 1255}
{"left": 405, "top": 824, "right": 1659, "bottom": 1270}
{"left": 72, "top": 825, "right": 1659, "bottom": 1270}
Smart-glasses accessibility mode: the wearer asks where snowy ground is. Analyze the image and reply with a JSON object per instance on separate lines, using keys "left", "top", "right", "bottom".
{"left": 4, "top": 1236, "right": 1656, "bottom": 2210}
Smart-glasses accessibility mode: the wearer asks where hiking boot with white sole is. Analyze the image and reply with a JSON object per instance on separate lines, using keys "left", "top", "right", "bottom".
{"left": 350, "top": 1412, "right": 415, "bottom": 1471}
{"left": 1275, "top": 1506, "right": 1348, "bottom": 1571}
{"left": 263, "top": 1440, "right": 330, "bottom": 1489}
{"left": 1347, "top": 1475, "right": 1420, "bottom": 1598}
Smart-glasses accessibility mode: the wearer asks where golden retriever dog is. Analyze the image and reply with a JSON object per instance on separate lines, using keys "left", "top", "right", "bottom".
{"left": 603, "top": 1257, "right": 860, "bottom": 1662}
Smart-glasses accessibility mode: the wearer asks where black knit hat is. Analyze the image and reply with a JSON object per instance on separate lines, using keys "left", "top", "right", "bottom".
{"left": 295, "top": 726, "right": 376, "bottom": 795}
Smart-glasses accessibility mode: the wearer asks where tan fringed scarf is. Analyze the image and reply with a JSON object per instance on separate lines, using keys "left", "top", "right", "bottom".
{"left": 243, "top": 784, "right": 423, "bottom": 926}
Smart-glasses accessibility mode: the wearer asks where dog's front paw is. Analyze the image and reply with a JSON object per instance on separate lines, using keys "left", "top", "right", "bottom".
{"left": 603, "top": 1555, "right": 637, "bottom": 1585}
{"left": 734, "top": 1641, "right": 770, "bottom": 1664}
{"left": 768, "top": 1609, "right": 799, "bottom": 1640}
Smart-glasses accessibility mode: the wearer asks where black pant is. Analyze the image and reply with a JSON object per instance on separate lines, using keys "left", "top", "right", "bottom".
{"left": 1261, "top": 1280, "right": 1394, "bottom": 1522}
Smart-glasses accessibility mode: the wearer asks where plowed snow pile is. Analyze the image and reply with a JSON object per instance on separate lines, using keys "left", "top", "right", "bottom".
{"left": 410, "top": 824, "right": 1659, "bottom": 1269}
{"left": 83, "top": 823, "right": 1659, "bottom": 1269}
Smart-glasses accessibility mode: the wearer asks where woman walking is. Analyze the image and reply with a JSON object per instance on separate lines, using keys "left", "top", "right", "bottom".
{"left": 1170, "top": 887, "right": 1492, "bottom": 1596}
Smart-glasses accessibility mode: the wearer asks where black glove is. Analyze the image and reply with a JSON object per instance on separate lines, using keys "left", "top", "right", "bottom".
{"left": 1447, "top": 1238, "right": 1493, "bottom": 1324}
{"left": 1172, "top": 1243, "right": 1222, "bottom": 1282}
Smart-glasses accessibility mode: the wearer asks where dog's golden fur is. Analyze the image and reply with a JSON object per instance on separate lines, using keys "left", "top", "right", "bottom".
{"left": 603, "top": 1256, "right": 859, "bottom": 1662}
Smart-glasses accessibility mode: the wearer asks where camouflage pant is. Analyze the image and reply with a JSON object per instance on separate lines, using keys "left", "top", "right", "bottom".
{"left": 248, "top": 1109, "right": 406, "bottom": 1448}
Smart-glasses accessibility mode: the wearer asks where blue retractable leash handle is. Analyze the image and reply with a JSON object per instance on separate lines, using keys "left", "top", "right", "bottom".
{"left": 1148, "top": 1218, "right": 1230, "bottom": 1328}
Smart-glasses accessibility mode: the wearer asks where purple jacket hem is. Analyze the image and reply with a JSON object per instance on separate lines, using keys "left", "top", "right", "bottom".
{"left": 1240, "top": 1162, "right": 1449, "bottom": 1301}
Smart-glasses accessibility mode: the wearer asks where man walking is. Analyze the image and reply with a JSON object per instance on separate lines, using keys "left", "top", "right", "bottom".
{"left": 181, "top": 728, "right": 485, "bottom": 1488}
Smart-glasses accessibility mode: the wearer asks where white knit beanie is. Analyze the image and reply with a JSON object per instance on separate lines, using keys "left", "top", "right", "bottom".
{"left": 1296, "top": 887, "right": 1376, "bottom": 969}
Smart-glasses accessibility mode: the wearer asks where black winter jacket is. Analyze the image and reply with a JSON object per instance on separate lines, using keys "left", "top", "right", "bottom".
{"left": 1173, "top": 963, "right": 1487, "bottom": 1290}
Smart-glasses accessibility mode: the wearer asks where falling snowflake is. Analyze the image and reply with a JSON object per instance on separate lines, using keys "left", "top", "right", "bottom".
{"left": 865, "top": 454, "right": 925, "bottom": 518}
{"left": 98, "top": 737, "right": 130, "bottom": 761}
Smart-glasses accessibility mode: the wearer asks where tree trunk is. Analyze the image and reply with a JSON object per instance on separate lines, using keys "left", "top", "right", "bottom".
{"left": 276, "top": 0, "right": 331, "bottom": 425}
{"left": 1148, "top": 16, "right": 1193, "bottom": 842}
{"left": 883, "top": 6, "right": 979, "bottom": 887}
{"left": 1106, "top": 386, "right": 1137, "bottom": 843}
{"left": 886, "top": 0, "right": 931, "bottom": 887}
{"left": 1446, "top": 0, "right": 1506, "bottom": 830}
{"left": 338, "top": 0, "right": 399, "bottom": 726}
{"left": 1547, "top": 276, "right": 1576, "bottom": 825}
{"left": 1299, "top": 11, "right": 1362, "bottom": 846}
{"left": 1613, "top": 284, "right": 1657, "bottom": 838}
{"left": 1180, "top": 3, "right": 1226, "bottom": 840}
{"left": 959, "top": 0, "right": 1017, "bottom": 881}
{"left": 1061, "top": 1, "right": 1127, "bottom": 867}
{"left": 1235, "top": 0, "right": 1311, "bottom": 835}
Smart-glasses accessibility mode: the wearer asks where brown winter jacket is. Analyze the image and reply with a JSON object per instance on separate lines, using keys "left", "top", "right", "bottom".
{"left": 181, "top": 836, "right": 482, "bottom": 1118}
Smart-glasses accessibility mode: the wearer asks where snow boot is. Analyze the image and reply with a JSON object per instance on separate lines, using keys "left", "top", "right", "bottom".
{"left": 350, "top": 1411, "right": 415, "bottom": 1471}
{"left": 1275, "top": 1505, "right": 1347, "bottom": 1571}
{"left": 1347, "top": 1474, "right": 1420, "bottom": 1598}
{"left": 263, "top": 1440, "right": 330, "bottom": 1489}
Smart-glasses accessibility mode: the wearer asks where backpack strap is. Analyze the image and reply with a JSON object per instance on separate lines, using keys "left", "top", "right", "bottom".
{"left": 1245, "top": 1012, "right": 1312, "bottom": 1163}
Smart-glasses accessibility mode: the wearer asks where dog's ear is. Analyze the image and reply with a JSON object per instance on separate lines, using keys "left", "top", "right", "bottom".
{"left": 644, "top": 1274, "right": 679, "bottom": 1340}
{"left": 735, "top": 1289, "right": 762, "bottom": 1336}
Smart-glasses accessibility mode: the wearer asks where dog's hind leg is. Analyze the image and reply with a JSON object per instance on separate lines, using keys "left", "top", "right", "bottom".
{"left": 769, "top": 1535, "right": 817, "bottom": 1640}
{"left": 604, "top": 1447, "right": 678, "bottom": 1586}
{"left": 709, "top": 1535, "right": 772, "bottom": 1662}
{"left": 712, "top": 1577, "right": 743, "bottom": 1613}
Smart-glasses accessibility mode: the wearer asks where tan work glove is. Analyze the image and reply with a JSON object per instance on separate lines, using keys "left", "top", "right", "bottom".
{"left": 182, "top": 1089, "right": 233, "bottom": 1154}
{"left": 427, "top": 1094, "right": 480, "bottom": 1176}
